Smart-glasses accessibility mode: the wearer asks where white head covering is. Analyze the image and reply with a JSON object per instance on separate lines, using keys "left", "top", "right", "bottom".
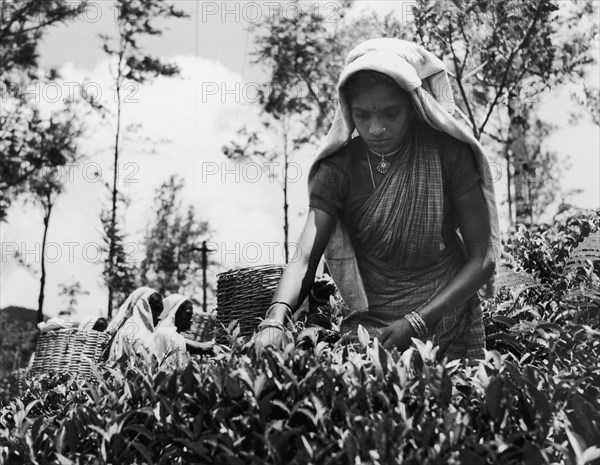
{"left": 158, "top": 294, "right": 189, "bottom": 323}
{"left": 153, "top": 294, "right": 190, "bottom": 369}
{"left": 106, "top": 287, "right": 156, "bottom": 335}
{"left": 79, "top": 316, "right": 100, "bottom": 332}
{"left": 108, "top": 287, "right": 158, "bottom": 361}
{"left": 308, "top": 38, "right": 501, "bottom": 314}
{"left": 38, "top": 317, "right": 70, "bottom": 333}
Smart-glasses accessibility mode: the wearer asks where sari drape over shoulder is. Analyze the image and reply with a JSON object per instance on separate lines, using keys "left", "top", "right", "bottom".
{"left": 154, "top": 294, "right": 189, "bottom": 370}
{"left": 106, "top": 287, "right": 156, "bottom": 335}
{"left": 108, "top": 287, "right": 157, "bottom": 361}
{"left": 336, "top": 125, "right": 485, "bottom": 359}
{"left": 308, "top": 38, "right": 500, "bottom": 361}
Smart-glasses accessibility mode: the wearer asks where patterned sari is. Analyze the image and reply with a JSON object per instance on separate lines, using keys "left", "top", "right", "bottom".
{"left": 339, "top": 126, "right": 485, "bottom": 361}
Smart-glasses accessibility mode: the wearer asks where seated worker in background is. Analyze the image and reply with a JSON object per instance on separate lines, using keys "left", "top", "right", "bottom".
{"left": 106, "top": 287, "right": 163, "bottom": 335}
{"left": 154, "top": 294, "right": 214, "bottom": 369}
{"left": 92, "top": 317, "right": 108, "bottom": 332}
{"left": 107, "top": 287, "right": 163, "bottom": 361}
{"left": 37, "top": 317, "right": 71, "bottom": 333}
{"left": 79, "top": 317, "right": 108, "bottom": 332}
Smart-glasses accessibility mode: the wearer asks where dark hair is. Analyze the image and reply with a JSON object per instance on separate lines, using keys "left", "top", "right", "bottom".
{"left": 177, "top": 300, "right": 194, "bottom": 314}
{"left": 148, "top": 292, "right": 164, "bottom": 318}
{"left": 175, "top": 300, "right": 194, "bottom": 332}
{"left": 341, "top": 70, "right": 406, "bottom": 104}
{"left": 92, "top": 317, "right": 108, "bottom": 332}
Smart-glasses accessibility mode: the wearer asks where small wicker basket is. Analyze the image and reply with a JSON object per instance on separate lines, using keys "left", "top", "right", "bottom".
{"left": 215, "top": 264, "right": 285, "bottom": 343}
{"left": 181, "top": 312, "right": 217, "bottom": 342}
{"left": 30, "top": 328, "right": 111, "bottom": 378}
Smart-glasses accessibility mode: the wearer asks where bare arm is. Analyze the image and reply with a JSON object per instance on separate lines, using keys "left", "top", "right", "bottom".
{"left": 185, "top": 338, "right": 215, "bottom": 355}
{"left": 381, "top": 183, "right": 494, "bottom": 349}
{"left": 418, "top": 183, "right": 495, "bottom": 328}
{"left": 262, "top": 207, "right": 335, "bottom": 325}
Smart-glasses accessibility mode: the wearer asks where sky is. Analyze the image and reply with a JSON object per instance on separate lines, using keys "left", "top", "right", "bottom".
{"left": 1, "top": 0, "right": 598, "bottom": 320}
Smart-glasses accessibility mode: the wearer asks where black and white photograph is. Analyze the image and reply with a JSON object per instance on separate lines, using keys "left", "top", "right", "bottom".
{"left": 1, "top": 0, "right": 599, "bottom": 463}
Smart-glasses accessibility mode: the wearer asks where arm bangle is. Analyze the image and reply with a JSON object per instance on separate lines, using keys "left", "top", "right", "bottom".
{"left": 268, "top": 301, "right": 293, "bottom": 313}
{"left": 266, "top": 301, "right": 293, "bottom": 322}
{"left": 404, "top": 311, "right": 428, "bottom": 338}
{"left": 257, "top": 318, "right": 286, "bottom": 332}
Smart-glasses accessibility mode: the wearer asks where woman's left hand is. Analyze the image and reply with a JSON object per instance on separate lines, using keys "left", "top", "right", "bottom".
{"left": 379, "top": 318, "right": 417, "bottom": 351}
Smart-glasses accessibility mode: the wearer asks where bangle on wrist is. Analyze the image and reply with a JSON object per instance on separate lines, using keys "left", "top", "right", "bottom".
{"left": 266, "top": 302, "right": 293, "bottom": 322}
{"left": 404, "top": 311, "right": 428, "bottom": 338}
{"left": 258, "top": 318, "right": 286, "bottom": 332}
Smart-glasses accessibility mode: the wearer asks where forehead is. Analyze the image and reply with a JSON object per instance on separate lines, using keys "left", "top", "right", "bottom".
{"left": 176, "top": 302, "right": 193, "bottom": 314}
{"left": 349, "top": 84, "right": 409, "bottom": 109}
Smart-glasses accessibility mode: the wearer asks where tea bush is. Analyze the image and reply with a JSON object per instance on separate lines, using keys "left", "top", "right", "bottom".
{"left": 1, "top": 209, "right": 598, "bottom": 465}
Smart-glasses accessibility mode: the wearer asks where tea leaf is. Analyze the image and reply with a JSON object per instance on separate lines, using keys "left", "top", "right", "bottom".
{"left": 357, "top": 325, "right": 370, "bottom": 349}
{"left": 54, "top": 453, "right": 75, "bottom": 465}
{"left": 485, "top": 377, "right": 503, "bottom": 420}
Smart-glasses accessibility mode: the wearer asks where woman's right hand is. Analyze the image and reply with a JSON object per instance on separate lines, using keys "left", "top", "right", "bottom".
{"left": 254, "top": 326, "right": 288, "bottom": 352}
{"left": 253, "top": 208, "right": 335, "bottom": 353}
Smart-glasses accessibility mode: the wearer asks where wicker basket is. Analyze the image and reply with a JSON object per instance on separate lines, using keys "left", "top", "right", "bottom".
{"left": 215, "top": 264, "right": 285, "bottom": 343}
{"left": 181, "top": 312, "right": 217, "bottom": 342}
{"left": 30, "top": 328, "right": 111, "bottom": 378}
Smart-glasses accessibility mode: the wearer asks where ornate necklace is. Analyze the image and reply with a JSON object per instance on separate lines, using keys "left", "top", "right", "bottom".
{"left": 368, "top": 146, "right": 403, "bottom": 174}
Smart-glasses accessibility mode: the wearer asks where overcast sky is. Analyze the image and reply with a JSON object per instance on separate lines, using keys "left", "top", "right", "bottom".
{"left": 1, "top": 1, "right": 598, "bottom": 320}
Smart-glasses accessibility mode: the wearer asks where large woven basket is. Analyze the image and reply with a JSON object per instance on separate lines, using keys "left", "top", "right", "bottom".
{"left": 215, "top": 264, "right": 285, "bottom": 342}
{"left": 30, "top": 328, "right": 111, "bottom": 378}
{"left": 181, "top": 312, "right": 217, "bottom": 342}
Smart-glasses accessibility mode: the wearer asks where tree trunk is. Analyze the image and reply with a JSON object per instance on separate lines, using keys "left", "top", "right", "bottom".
{"left": 283, "top": 119, "right": 289, "bottom": 264}
{"left": 508, "top": 96, "right": 531, "bottom": 226}
{"left": 202, "top": 241, "right": 207, "bottom": 313}
{"left": 38, "top": 203, "right": 52, "bottom": 323}
{"left": 504, "top": 143, "right": 513, "bottom": 227}
{"left": 107, "top": 83, "right": 122, "bottom": 318}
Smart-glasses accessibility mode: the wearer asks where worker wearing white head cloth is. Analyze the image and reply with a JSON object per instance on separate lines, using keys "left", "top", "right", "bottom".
{"left": 108, "top": 293, "right": 157, "bottom": 361}
{"left": 154, "top": 294, "right": 193, "bottom": 369}
{"left": 106, "top": 287, "right": 157, "bottom": 335}
{"left": 79, "top": 316, "right": 108, "bottom": 332}
{"left": 107, "top": 287, "right": 163, "bottom": 361}
{"left": 256, "top": 38, "right": 501, "bottom": 362}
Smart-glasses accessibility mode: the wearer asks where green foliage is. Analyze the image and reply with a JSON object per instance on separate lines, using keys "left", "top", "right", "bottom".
{"left": 409, "top": 0, "right": 598, "bottom": 224}
{"left": 484, "top": 209, "right": 600, "bottom": 361}
{"left": 57, "top": 281, "right": 90, "bottom": 320}
{"left": 17, "top": 108, "right": 85, "bottom": 321}
{"left": 99, "top": 0, "right": 189, "bottom": 317}
{"left": 100, "top": 0, "right": 187, "bottom": 86}
{"left": 0, "top": 1, "right": 88, "bottom": 220}
{"left": 501, "top": 208, "right": 600, "bottom": 284}
{"left": 0, "top": 314, "right": 36, "bottom": 378}
{"left": 0, "top": 96, "right": 82, "bottom": 222}
{"left": 3, "top": 210, "right": 600, "bottom": 465}
{"left": 139, "top": 176, "right": 213, "bottom": 298}
{"left": 522, "top": 117, "right": 566, "bottom": 223}
{"left": 249, "top": 0, "right": 351, "bottom": 132}
{"left": 410, "top": 0, "right": 596, "bottom": 136}
{"left": 101, "top": 205, "right": 139, "bottom": 312}
{"left": 1, "top": 326, "right": 598, "bottom": 465}
{"left": 0, "top": 0, "right": 87, "bottom": 73}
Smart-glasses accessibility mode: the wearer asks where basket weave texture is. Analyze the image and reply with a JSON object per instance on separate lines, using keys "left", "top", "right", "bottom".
{"left": 181, "top": 312, "right": 217, "bottom": 342}
{"left": 30, "top": 329, "right": 110, "bottom": 378}
{"left": 216, "top": 264, "right": 285, "bottom": 342}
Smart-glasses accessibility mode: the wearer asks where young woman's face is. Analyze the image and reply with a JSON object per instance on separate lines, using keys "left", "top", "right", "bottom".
{"left": 349, "top": 84, "right": 414, "bottom": 154}
{"left": 174, "top": 303, "right": 193, "bottom": 333}
{"left": 148, "top": 292, "right": 164, "bottom": 327}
